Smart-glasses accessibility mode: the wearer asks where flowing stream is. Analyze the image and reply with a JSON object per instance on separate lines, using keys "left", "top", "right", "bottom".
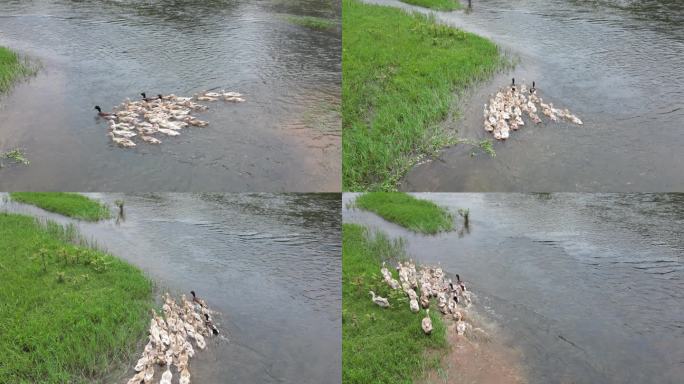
{"left": 0, "top": 0, "right": 341, "bottom": 191}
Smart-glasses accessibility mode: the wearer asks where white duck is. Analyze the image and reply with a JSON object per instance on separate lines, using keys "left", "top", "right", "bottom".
{"left": 422, "top": 309, "right": 433, "bottom": 335}
{"left": 409, "top": 298, "right": 420, "bottom": 313}
{"left": 160, "top": 357, "right": 173, "bottom": 384}
{"left": 369, "top": 291, "right": 390, "bottom": 308}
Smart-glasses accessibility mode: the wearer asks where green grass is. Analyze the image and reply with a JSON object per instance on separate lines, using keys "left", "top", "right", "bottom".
{"left": 400, "top": 0, "right": 462, "bottom": 11}
{"left": 286, "top": 15, "right": 338, "bottom": 31}
{"left": 342, "top": 0, "right": 502, "bottom": 190}
{"left": 355, "top": 192, "right": 454, "bottom": 234}
{"left": 0, "top": 213, "right": 153, "bottom": 383}
{"left": 0, "top": 46, "right": 36, "bottom": 93}
{"left": 10, "top": 193, "right": 111, "bottom": 222}
{"left": 343, "top": 224, "right": 447, "bottom": 384}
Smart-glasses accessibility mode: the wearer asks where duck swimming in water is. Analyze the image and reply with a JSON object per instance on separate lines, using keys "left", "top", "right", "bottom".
{"left": 190, "top": 290, "right": 207, "bottom": 308}
{"left": 483, "top": 79, "right": 581, "bottom": 139}
{"left": 94, "top": 106, "right": 116, "bottom": 120}
{"left": 140, "top": 92, "right": 161, "bottom": 102}
{"left": 97, "top": 89, "right": 245, "bottom": 148}
{"left": 204, "top": 313, "right": 219, "bottom": 335}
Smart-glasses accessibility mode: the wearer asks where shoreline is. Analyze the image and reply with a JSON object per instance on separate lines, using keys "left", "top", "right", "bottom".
{"left": 0, "top": 45, "right": 37, "bottom": 94}
{"left": 342, "top": 0, "right": 504, "bottom": 191}
{"left": 0, "top": 205, "right": 153, "bottom": 383}
{"left": 342, "top": 219, "right": 525, "bottom": 384}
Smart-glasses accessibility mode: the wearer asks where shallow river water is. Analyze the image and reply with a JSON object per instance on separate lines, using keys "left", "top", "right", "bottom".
{"left": 0, "top": 0, "right": 340, "bottom": 191}
{"left": 359, "top": 0, "right": 684, "bottom": 191}
{"left": 2, "top": 193, "right": 341, "bottom": 384}
{"left": 344, "top": 193, "right": 684, "bottom": 384}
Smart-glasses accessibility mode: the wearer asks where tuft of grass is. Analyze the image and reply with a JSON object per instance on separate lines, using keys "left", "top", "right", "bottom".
{"left": 0, "top": 46, "right": 36, "bottom": 93}
{"left": 286, "top": 15, "right": 338, "bottom": 31}
{"left": 343, "top": 224, "right": 447, "bottom": 384}
{"left": 342, "top": 0, "right": 502, "bottom": 190}
{"left": 10, "top": 193, "right": 111, "bottom": 222}
{"left": 355, "top": 192, "right": 454, "bottom": 234}
{"left": 478, "top": 138, "right": 496, "bottom": 157}
{"left": 400, "top": 0, "right": 462, "bottom": 11}
{"left": 0, "top": 213, "right": 153, "bottom": 383}
{"left": 1, "top": 148, "right": 30, "bottom": 167}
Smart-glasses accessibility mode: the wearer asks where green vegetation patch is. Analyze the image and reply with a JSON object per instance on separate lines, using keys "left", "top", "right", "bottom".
{"left": 355, "top": 192, "right": 454, "bottom": 234}
{"left": 0, "top": 213, "right": 153, "bottom": 383}
{"left": 10, "top": 192, "right": 111, "bottom": 221}
{"left": 1, "top": 148, "right": 30, "bottom": 167}
{"left": 286, "top": 15, "right": 338, "bottom": 31}
{"left": 342, "top": 0, "right": 502, "bottom": 190}
{"left": 400, "top": 0, "right": 462, "bottom": 11}
{"left": 343, "top": 224, "right": 447, "bottom": 383}
{"left": 0, "top": 46, "right": 36, "bottom": 93}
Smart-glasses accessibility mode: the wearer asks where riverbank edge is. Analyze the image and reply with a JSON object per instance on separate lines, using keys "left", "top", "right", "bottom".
{"left": 0, "top": 45, "right": 37, "bottom": 94}
{"left": 9, "top": 192, "right": 111, "bottom": 222}
{"left": 342, "top": 224, "right": 448, "bottom": 383}
{"left": 342, "top": 0, "right": 505, "bottom": 191}
{"left": 353, "top": 192, "right": 455, "bottom": 234}
{"left": 0, "top": 212, "right": 154, "bottom": 383}
{"left": 400, "top": 0, "right": 461, "bottom": 11}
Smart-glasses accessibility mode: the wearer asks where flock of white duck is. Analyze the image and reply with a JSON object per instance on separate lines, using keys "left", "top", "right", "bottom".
{"left": 372, "top": 260, "right": 476, "bottom": 337}
{"left": 484, "top": 79, "right": 583, "bottom": 140}
{"left": 126, "top": 291, "right": 221, "bottom": 384}
{"left": 95, "top": 90, "right": 245, "bottom": 148}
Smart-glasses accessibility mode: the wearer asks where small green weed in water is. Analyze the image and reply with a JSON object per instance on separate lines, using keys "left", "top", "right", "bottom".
{"left": 285, "top": 15, "right": 337, "bottom": 31}
{"left": 479, "top": 139, "right": 496, "bottom": 157}
{"left": 1, "top": 148, "right": 30, "bottom": 167}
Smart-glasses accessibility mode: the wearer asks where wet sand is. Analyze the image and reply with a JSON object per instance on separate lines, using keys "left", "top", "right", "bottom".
{"left": 422, "top": 318, "right": 526, "bottom": 384}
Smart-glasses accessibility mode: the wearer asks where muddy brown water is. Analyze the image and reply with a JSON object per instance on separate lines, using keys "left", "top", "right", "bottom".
{"left": 1, "top": 193, "right": 341, "bottom": 384}
{"left": 343, "top": 193, "right": 684, "bottom": 384}
{"left": 0, "top": 0, "right": 340, "bottom": 191}
{"left": 360, "top": 0, "right": 684, "bottom": 192}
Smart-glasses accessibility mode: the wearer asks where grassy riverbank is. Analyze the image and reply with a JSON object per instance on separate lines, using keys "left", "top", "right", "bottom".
{"left": 343, "top": 224, "right": 447, "bottom": 384}
{"left": 355, "top": 192, "right": 454, "bottom": 234}
{"left": 0, "top": 46, "right": 35, "bottom": 93}
{"left": 286, "top": 15, "right": 337, "bottom": 31}
{"left": 0, "top": 213, "right": 153, "bottom": 383}
{"left": 342, "top": 0, "right": 501, "bottom": 190}
{"left": 400, "top": 0, "right": 461, "bottom": 11}
{"left": 10, "top": 192, "right": 111, "bottom": 221}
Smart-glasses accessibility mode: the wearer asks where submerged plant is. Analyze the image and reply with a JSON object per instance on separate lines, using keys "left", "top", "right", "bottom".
{"left": 458, "top": 208, "right": 470, "bottom": 227}
{"left": 478, "top": 139, "right": 496, "bottom": 157}
{"left": 1, "top": 148, "right": 30, "bottom": 167}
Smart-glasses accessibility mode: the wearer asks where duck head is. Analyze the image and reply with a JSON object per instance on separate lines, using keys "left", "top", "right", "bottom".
{"left": 141, "top": 92, "right": 147, "bottom": 99}
{"left": 157, "top": 94, "right": 164, "bottom": 100}
{"left": 94, "top": 106, "right": 102, "bottom": 112}
{"left": 190, "top": 290, "right": 196, "bottom": 298}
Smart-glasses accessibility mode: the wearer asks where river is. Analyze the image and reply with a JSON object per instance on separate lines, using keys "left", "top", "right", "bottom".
{"left": 0, "top": 0, "right": 341, "bottom": 191}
